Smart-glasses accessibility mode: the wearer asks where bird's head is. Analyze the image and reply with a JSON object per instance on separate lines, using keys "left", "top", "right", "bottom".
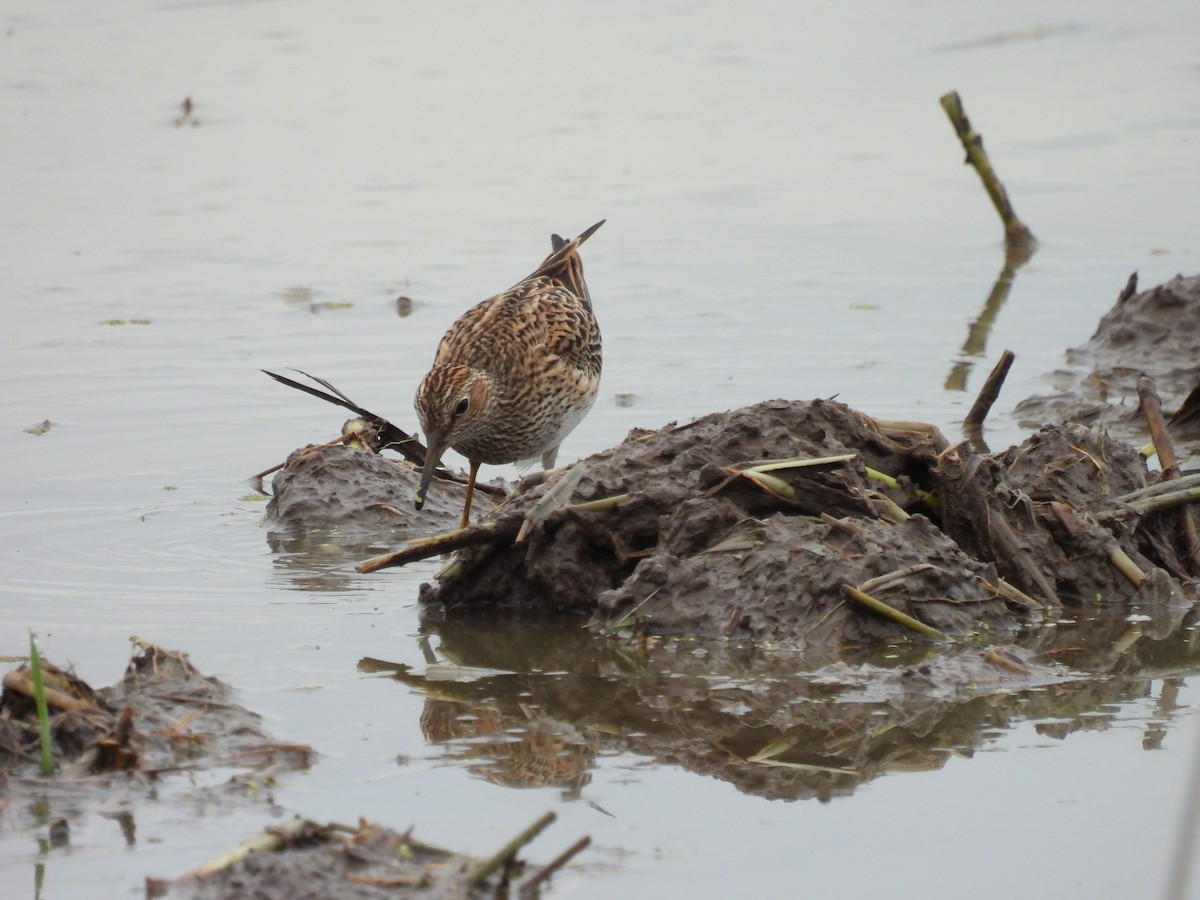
{"left": 413, "top": 364, "right": 491, "bottom": 509}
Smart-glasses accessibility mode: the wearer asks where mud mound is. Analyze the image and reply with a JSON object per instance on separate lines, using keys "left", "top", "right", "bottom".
{"left": 416, "top": 399, "right": 942, "bottom": 616}
{"left": 598, "top": 513, "right": 1010, "bottom": 645}
{"left": 0, "top": 639, "right": 310, "bottom": 822}
{"left": 1015, "top": 273, "right": 1200, "bottom": 447}
{"left": 939, "top": 423, "right": 1190, "bottom": 606}
{"left": 266, "top": 276, "right": 1200, "bottom": 646}
{"left": 153, "top": 815, "right": 587, "bottom": 900}
{"left": 1070, "top": 273, "right": 1200, "bottom": 386}
{"left": 404, "top": 398, "right": 1194, "bottom": 643}
{"left": 266, "top": 443, "right": 495, "bottom": 535}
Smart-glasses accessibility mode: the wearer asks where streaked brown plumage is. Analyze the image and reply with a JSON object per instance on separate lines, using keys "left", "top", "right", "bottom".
{"left": 414, "top": 220, "right": 605, "bottom": 527}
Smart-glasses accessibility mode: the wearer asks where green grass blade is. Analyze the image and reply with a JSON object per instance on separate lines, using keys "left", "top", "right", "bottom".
{"left": 28, "top": 631, "right": 54, "bottom": 777}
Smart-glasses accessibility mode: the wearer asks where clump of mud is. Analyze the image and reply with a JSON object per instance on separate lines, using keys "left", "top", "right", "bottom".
{"left": 419, "top": 400, "right": 940, "bottom": 612}
{"left": 599, "top": 512, "right": 1009, "bottom": 645}
{"left": 1014, "top": 273, "right": 1200, "bottom": 448}
{"left": 265, "top": 443, "right": 495, "bottom": 536}
{"left": 941, "top": 422, "right": 1188, "bottom": 604}
{"left": 152, "top": 813, "right": 586, "bottom": 900}
{"left": 0, "top": 639, "right": 310, "bottom": 812}
{"left": 412, "top": 398, "right": 1193, "bottom": 643}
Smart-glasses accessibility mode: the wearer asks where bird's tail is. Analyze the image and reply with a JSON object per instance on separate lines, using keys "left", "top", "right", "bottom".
{"left": 524, "top": 219, "right": 605, "bottom": 306}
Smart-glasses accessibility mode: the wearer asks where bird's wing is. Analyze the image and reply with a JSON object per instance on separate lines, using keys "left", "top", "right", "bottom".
{"left": 519, "top": 219, "right": 604, "bottom": 308}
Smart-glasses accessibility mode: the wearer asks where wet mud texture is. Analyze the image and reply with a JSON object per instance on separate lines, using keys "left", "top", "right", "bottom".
{"left": 265, "top": 274, "right": 1200, "bottom": 643}
{"left": 153, "top": 818, "right": 568, "bottom": 900}
{"left": 1015, "top": 273, "right": 1200, "bottom": 453}
{"left": 0, "top": 640, "right": 310, "bottom": 818}
{"left": 418, "top": 399, "right": 1192, "bottom": 643}
{"left": 265, "top": 443, "right": 495, "bottom": 536}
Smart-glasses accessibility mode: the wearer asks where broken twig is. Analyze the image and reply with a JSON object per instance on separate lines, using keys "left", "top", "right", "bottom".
{"left": 983, "top": 578, "right": 1043, "bottom": 610}
{"left": 519, "top": 835, "right": 592, "bottom": 897}
{"left": 940, "top": 91, "right": 1036, "bottom": 250}
{"left": 357, "top": 520, "right": 518, "bottom": 573}
{"left": 357, "top": 493, "right": 628, "bottom": 573}
{"left": 467, "top": 811, "right": 557, "bottom": 888}
{"left": 964, "top": 349, "right": 1015, "bottom": 433}
{"left": 2, "top": 669, "right": 101, "bottom": 715}
{"left": 842, "top": 584, "right": 944, "bottom": 639}
{"left": 1139, "top": 375, "right": 1200, "bottom": 572}
{"left": 1109, "top": 545, "right": 1147, "bottom": 588}
{"left": 179, "top": 818, "right": 318, "bottom": 884}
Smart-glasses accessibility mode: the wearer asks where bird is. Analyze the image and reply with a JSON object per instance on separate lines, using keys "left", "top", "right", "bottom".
{"left": 414, "top": 220, "right": 605, "bottom": 528}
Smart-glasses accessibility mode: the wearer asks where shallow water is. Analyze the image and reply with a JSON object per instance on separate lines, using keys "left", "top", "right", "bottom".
{"left": 3, "top": 0, "right": 1200, "bottom": 896}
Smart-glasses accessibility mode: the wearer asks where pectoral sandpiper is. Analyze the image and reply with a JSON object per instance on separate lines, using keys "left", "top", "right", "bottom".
{"left": 414, "top": 220, "right": 605, "bottom": 528}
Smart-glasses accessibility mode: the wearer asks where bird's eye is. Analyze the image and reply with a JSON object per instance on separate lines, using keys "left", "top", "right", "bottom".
{"left": 453, "top": 397, "right": 470, "bottom": 416}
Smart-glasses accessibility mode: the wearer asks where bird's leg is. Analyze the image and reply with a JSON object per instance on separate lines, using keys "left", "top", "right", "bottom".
{"left": 460, "top": 459, "right": 480, "bottom": 529}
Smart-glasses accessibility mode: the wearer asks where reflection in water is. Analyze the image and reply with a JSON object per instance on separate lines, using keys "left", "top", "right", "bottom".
{"left": 363, "top": 605, "right": 1200, "bottom": 803}
{"left": 945, "top": 242, "right": 1036, "bottom": 393}
{"left": 420, "top": 701, "right": 594, "bottom": 796}
{"left": 266, "top": 531, "right": 399, "bottom": 593}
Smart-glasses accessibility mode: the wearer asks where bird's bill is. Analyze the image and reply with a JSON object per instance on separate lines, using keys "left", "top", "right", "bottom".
{"left": 414, "top": 435, "right": 445, "bottom": 510}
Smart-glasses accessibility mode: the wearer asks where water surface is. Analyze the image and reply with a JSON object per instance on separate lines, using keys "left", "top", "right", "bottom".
{"left": 3, "top": 1, "right": 1200, "bottom": 896}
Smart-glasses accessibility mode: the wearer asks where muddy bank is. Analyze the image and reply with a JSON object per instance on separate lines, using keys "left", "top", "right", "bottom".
{"left": 417, "top": 400, "right": 962, "bottom": 624}
{"left": 405, "top": 399, "right": 1192, "bottom": 642}
{"left": 263, "top": 275, "right": 1200, "bottom": 646}
{"left": 1014, "top": 273, "right": 1200, "bottom": 451}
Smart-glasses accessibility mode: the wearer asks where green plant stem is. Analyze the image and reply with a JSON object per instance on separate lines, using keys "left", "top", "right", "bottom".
{"left": 939, "top": 91, "right": 1036, "bottom": 249}
{"left": 28, "top": 631, "right": 53, "bottom": 777}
